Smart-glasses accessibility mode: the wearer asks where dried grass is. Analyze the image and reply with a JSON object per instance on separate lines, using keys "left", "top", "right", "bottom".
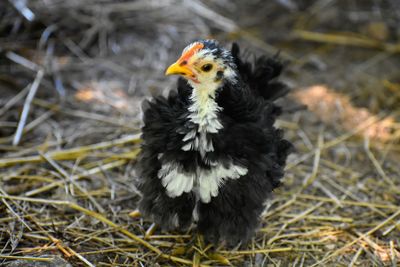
{"left": 1, "top": 0, "right": 400, "bottom": 266}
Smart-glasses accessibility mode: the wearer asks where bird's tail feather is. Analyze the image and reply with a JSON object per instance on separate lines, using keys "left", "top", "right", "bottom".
{"left": 231, "top": 43, "right": 290, "bottom": 101}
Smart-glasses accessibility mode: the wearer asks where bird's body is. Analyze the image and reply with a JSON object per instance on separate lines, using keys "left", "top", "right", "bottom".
{"left": 137, "top": 40, "right": 292, "bottom": 244}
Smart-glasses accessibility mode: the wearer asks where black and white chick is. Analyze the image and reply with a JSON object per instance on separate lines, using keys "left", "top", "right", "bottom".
{"left": 136, "top": 39, "right": 293, "bottom": 245}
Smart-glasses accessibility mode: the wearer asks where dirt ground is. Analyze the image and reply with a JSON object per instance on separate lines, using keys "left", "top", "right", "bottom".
{"left": 1, "top": 0, "right": 400, "bottom": 266}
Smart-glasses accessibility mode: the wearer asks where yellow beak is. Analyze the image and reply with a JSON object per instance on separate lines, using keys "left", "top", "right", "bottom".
{"left": 165, "top": 62, "right": 195, "bottom": 77}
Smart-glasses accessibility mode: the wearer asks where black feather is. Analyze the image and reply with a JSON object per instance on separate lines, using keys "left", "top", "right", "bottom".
{"left": 231, "top": 43, "right": 290, "bottom": 101}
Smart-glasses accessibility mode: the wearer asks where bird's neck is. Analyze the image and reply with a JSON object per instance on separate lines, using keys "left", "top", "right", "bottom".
{"left": 187, "top": 83, "right": 223, "bottom": 133}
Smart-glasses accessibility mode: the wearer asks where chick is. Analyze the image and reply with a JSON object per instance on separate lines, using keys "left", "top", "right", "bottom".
{"left": 137, "top": 39, "right": 292, "bottom": 244}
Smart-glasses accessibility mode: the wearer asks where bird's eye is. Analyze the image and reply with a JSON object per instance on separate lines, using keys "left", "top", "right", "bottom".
{"left": 201, "top": 64, "right": 213, "bottom": 72}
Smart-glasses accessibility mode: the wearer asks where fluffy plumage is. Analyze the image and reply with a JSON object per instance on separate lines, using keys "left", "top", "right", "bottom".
{"left": 136, "top": 40, "right": 293, "bottom": 244}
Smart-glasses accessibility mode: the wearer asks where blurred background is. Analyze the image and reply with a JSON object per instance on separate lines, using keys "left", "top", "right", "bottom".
{"left": 1, "top": 0, "right": 400, "bottom": 266}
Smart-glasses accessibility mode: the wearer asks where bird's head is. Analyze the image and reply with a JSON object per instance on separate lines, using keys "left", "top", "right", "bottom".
{"left": 165, "top": 40, "right": 237, "bottom": 89}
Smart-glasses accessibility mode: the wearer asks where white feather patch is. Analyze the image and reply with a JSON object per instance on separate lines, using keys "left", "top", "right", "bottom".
{"left": 182, "top": 84, "right": 223, "bottom": 157}
{"left": 158, "top": 162, "right": 195, "bottom": 197}
{"left": 158, "top": 161, "right": 248, "bottom": 203}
